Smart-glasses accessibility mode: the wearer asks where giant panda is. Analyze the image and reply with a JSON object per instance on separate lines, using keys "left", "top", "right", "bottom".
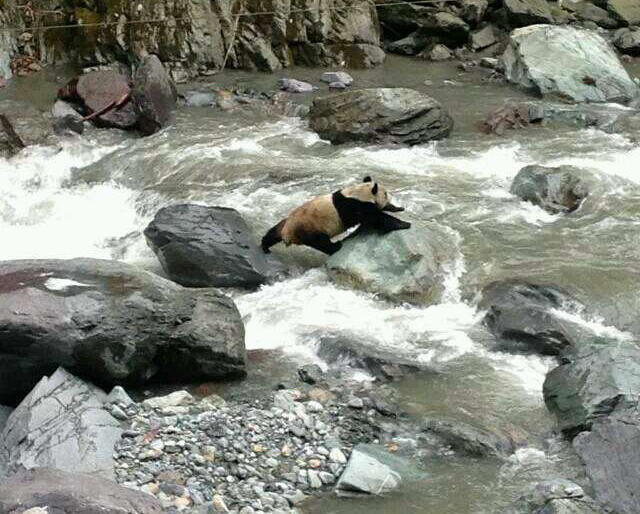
{"left": 261, "top": 176, "right": 411, "bottom": 255}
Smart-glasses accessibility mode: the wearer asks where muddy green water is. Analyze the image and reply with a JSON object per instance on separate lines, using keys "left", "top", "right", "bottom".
{"left": 2, "top": 55, "right": 639, "bottom": 513}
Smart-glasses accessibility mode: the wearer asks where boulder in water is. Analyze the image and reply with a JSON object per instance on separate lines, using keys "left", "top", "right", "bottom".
{"left": 573, "top": 406, "right": 640, "bottom": 514}
{"left": 422, "top": 418, "right": 515, "bottom": 458}
{"left": 279, "top": 78, "right": 315, "bottom": 93}
{"left": 543, "top": 341, "right": 640, "bottom": 435}
{"left": 0, "top": 258, "right": 246, "bottom": 405}
{"left": 480, "top": 280, "right": 581, "bottom": 355}
{"left": 0, "top": 100, "right": 53, "bottom": 158}
{"left": 52, "top": 115, "right": 84, "bottom": 136}
{"left": 309, "top": 88, "right": 453, "bottom": 145}
{"left": 502, "top": 25, "right": 639, "bottom": 104}
{"left": 503, "top": 0, "right": 554, "bottom": 26}
{"left": 132, "top": 55, "right": 177, "bottom": 136}
{"left": 321, "top": 71, "right": 354, "bottom": 86}
{"left": 510, "top": 165, "right": 590, "bottom": 214}
{"left": 0, "top": 467, "right": 162, "bottom": 514}
{"left": 336, "top": 445, "right": 401, "bottom": 495}
{"left": 326, "top": 223, "right": 455, "bottom": 304}
{"left": 144, "top": 204, "right": 277, "bottom": 288}
{"left": 0, "top": 368, "right": 121, "bottom": 479}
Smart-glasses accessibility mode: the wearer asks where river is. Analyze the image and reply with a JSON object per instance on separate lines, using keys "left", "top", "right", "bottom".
{"left": 1, "top": 56, "right": 639, "bottom": 513}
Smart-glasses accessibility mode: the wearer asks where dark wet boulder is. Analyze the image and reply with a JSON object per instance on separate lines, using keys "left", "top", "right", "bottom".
{"left": 0, "top": 368, "right": 121, "bottom": 479}
{"left": 470, "top": 25, "right": 501, "bottom": 51}
{"left": 510, "top": 479, "right": 601, "bottom": 514}
{"left": 52, "top": 115, "right": 84, "bottom": 136}
{"left": 388, "top": 31, "right": 432, "bottom": 56}
{"left": 424, "top": 44, "right": 453, "bottom": 61}
{"left": 422, "top": 418, "right": 515, "bottom": 458}
{"left": 502, "top": 25, "right": 638, "bottom": 104}
{"left": 562, "top": 1, "right": 618, "bottom": 29}
{"left": 326, "top": 222, "right": 456, "bottom": 304}
{"left": 613, "top": 28, "right": 640, "bottom": 55}
{"left": 504, "top": 0, "right": 554, "bottom": 26}
{"left": 573, "top": 406, "right": 640, "bottom": 514}
{"left": 144, "top": 204, "right": 277, "bottom": 288}
{"left": 0, "top": 467, "right": 163, "bottom": 514}
{"left": 0, "top": 100, "right": 53, "bottom": 158}
{"left": 480, "top": 280, "right": 580, "bottom": 355}
{"left": 298, "top": 364, "right": 323, "bottom": 385}
{"left": 0, "top": 258, "right": 245, "bottom": 405}
{"left": 543, "top": 342, "right": 640, "bottom": 435}
{"left": 309, "top": 88, "right": 453, "bottom": 145}
{"left": 317, "top": 334, "right": 422, "bottom": 380}
{"left": 132, "top": 55, "right": 177, "bottom": 136}
{"left": 59, "top": 70, "right": 138, "bottom": 130}
{"left": 461, "top": 0, "right": 489, "bottom": 25}
{"left": 510, "top": 165, "right": 590, "bottom": 214}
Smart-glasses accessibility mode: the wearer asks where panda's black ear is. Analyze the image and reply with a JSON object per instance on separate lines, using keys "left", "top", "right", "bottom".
{"left": 363, "top": 176, "right": 372, "bottom": 183}
{"left": 372, "top": 183, "right": 378, "bottom": 195}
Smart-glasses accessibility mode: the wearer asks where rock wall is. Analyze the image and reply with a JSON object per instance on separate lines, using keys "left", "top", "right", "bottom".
{"left": 0, "top": 0, "right": 19, "bottom": 79}
{"left": 13, "top": 0, "right": 383, "bottom": 77}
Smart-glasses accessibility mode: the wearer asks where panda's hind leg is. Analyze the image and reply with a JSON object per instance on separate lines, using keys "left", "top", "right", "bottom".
{"left": 302, "top": 233, "right": 342, "bottom": 255}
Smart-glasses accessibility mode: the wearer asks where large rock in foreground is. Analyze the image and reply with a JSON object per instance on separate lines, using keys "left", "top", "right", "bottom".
{"left": 573, "top": 406, "right": 640, "bottom": 514}
{"left": 336, "top": 445, "right": 401, "bottom": 495}
{"left": 543, "top": 342, "right": 640, "bottom": 435}
{"left": 510, "top": 165, "right": 591, "bottom": 214}
{"left": 0, "top": 258, "right": 245, "bottom": 405}
{"left": 480, "top": 280, "right": 581, "bottom": 355}
{"left": 326, "top": 223, "right": 455, "bottom": 304}
{"left": 0, "top": 368, "right": 121, "bottom": 479}
{"left": 144, "top": 204, "right": 273, "bottom": 288}
{"left": 309, "top": 88, "right": 453, "bottom": 145}
{"left": 0, "top": 467, "right": 163, "bottom": 514}
{"left": 502, "top": 25, "right": 638, "bottom": 104}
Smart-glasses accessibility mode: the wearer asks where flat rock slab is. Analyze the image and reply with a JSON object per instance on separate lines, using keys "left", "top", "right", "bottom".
{"left": 0, "top": 258, "right": 246, "bottom": 405}
{"left": 326, "top": 222, "right": 455, "bottom": 304}
{"left": 573, "top": 406, "right": 640, "bottom": 514}
{"left": 0, "top": 467, "right": 163, "bottom": 514}
{"left": 502, "top": 25, "right": 638, "bottom": 104}
{"left": 0, "top": 368, "right": 121, "bottom": 479}
{"left": 543, "top": 342, "right": 640, "bottom": 435}
{"left": 336, "top": 445, "right": 401, "bottom": 495}
{"left": 144, "top": 204, "right": 275, "bottom": 288}
{"left": 309, "top": 88, "right": 453, "bottom": 145}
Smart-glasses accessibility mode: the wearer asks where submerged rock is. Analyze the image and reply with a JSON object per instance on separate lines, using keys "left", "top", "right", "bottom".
{"left": 321, "top": 72, "right": 354, "bottom": 86}
{"left": 326, "top": 223, "right": 455, "bottom": 304}
{"left": 480, "top": 280, "right": 581, "bottom": 355}
{"left": 422, "top": 418, "right": 515, "bottom": 458}
{"left": 0, "top": 467, "right": 162, "bottom": 513}
{"left": 0, "top": 258, "right": 246, "bottom": 405}
{"left": 543, "top": 342, "right": 640, "bottom": 435}
{"left": 502, "top": 25, "right": 638, "bottom": 104}
{"left": 309, "top": 88, "right": 453, "bottom": 145}
{"left": 336, "top": 445, "right": 401, "bottom": 495}
{"left": 279, "top": 78, "right": 315, "bottom": 93}
{"left": 510, "top": 165, "right": 590, "bottom": 214}
{"left": 573, "top": 406, "right": 640, "bottom": 514}
{"left": 0, "top": 368, "right": 121, "bottom": 479}
{"left": 144, "top": 204, "right": 276, "bottom": 288}
{"left": 132, "top": 55, "right": 177, "bottom": 136}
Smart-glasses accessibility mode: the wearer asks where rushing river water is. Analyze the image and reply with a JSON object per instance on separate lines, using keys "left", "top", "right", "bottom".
{"left": 1, "top": 56, "right": 639, "bottom": 513}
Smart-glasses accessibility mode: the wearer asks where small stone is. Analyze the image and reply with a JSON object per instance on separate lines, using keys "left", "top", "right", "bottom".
{"left": 298, "top": 364, "right": 323, "bottom": 385}
{"left": 308, "top": 388, "right": 335, "bottom": 404}
{"left": 284, "top": 489, "right": 307, "bottom": 506}
{"left": 308, "top": 470, "right": 322, "bottom": 489}
{"left": 212, "top": 494, "right": 230, "bottom": 513}
{"left": 308, "top": 458, "right": 322, "bottom": 469}
{"left": 174, "top": 497, "right": 191, "bottom": 510}
{"left": 202, "top": 394, "right": 226, "bottom": 408}
{"left": 139, "top": 449, "right": 162, "bottom": 461}
{"left": 329, "top": 448, "right": 347, "bottom": 464}
{"left": 264, "top": 457, "right": 279, "bottom": 468}
{"left": 305, "top": 400, "right": 323, "bottom": 413}
{"left": 329, "top": 81, "right": 348, "bottom": 89}
{"left": 252, "top": 443, "right": 267, "bottom": 454}
{"left": 141, "top": 482, "right": 160, "bottom": 495}
{"left": 143, "top": 391, "right": 194, "bottom": 409}
{"left": 107, "top": 385, "right": 134, "bottom": 406}
{"left": 348, "top": 397, "right": 364, "bottom": 409}
{"left": 110, "top": 404, "right": 128, "bottom": 420}
{"left": 321, "top": 71, "right": 353, "bottom": 86}
{"left": 319, "top": 471, "right": 335, "bottom": 485}
{"left": 273, "top": 391, "right": 296, "bottom": 412}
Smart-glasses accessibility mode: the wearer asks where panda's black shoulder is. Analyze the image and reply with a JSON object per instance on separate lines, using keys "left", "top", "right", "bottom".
{"left": 332, "top": 189, "right": 375, "bottom": 228}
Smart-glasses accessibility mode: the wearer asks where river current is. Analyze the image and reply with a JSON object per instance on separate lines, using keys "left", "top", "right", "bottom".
{"left": 1, "top": 57, "right": 639, "bottom": 513}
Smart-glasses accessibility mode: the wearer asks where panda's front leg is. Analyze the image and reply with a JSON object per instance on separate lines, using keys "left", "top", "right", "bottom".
{"left": 376, "top": 212, "right": 411, "bottom": 234}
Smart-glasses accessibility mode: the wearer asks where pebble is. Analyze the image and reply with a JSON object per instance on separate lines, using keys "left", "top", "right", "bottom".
{"left": 308, "top": 470, "right": 322, "bottom": 489}
{"left": 141, "top": 482, "right": 160, "bottom": 495}
{"left": 110, "top": 405, "right": 128, "bottom": 420}
{"left": 212, "top": 494, "right": 230, "bottom": 512}
{"left": 348, "top": 397, "right": 364, "bottom": 409}
{"left": 329, "top": 448, "right": 347, "bottom": 464}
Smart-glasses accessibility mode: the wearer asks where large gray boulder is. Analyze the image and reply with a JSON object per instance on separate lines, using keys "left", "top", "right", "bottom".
{"left": 480, "top": 280, "right": 581, "bottom": 355}
{"left": 573, "top": 406, "right": 640, "bottom": 514}
{"left": 543, "top": 342, "right": 640, "bottom": 435}
{"left": 326, "top": 223, "right": 455, "bottom": 304}
{"left": 309, "top": 88, "right": 453, "bottom": 145}
{"left": 613, "top": 28, "right": 640, "bottom": 55}
{"left": 0, "top": 258, "right": 245, "bottom": 405}
{"left": 504, "top": 0, "right": 554, "bottom": 26}
{"left": 144, "top": 204, "right": 275, "bottom": 288}
{"left": 0, "top": 368, "right": 121, "bottom": 479}
{"left": 336, "top": 445, "right": 401, "bottom": 495}
{"left": 0, "top": 100, "right": 54, "bottom": 158}
{"left": 502, "top": 25, "right": 638, "bottom": 104}
{"left": 422, "top": 418, "right": 515, "bottom": 458}
{"left": 607, "top": 0, "right": 640, "bottom": 26}
{"left": 510, "top": 165, "right": 591, "bottom": 214}
{"left": 132, "top": 55, "right": 177, "bottom": 135}
{"left": 0, "top": 467, "right": 163, "bottom": 514}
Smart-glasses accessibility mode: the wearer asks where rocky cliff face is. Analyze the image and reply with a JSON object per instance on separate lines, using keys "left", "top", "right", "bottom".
{"left": 11, "top": 0, "right": 383, "bottom": 79}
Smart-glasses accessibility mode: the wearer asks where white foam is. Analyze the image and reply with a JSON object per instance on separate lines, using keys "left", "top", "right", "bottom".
{"left": 550, "top": 308, "right": 634, "bottom": 342}
{"left": 44, "top": 278, "right": 91, "bottom": 291}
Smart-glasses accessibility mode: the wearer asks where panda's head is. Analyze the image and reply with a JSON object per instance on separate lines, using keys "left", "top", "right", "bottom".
{"left": 355, "top": 176, "right": 405, "bottom": 212}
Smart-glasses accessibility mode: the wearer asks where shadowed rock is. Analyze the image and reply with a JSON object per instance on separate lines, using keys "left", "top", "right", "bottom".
{"left": 132, "top": 55, "right": 177, "bottom": 135}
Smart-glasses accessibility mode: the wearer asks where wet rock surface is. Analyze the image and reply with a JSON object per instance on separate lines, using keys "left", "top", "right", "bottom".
{"left": 0, "top": 258, "right": 246, "bottom": 405}
{"left": 502, "top": 25, "right": 639, "bottom": 104}
{"left": 144, "top": 204, "right": 276, "bottom": 288}
{"left": 543, "top": 342, "right": 640, "bottom": 435}
{"left": 309, "top": 88, "right": 453, "bottom": 145}
{"left": 0, "top": 467, "right": 163, "bottom": 514}
{"left": 0, "top": 368, "right": 121, "bottom": 479}
{"left": 326, "top": 223, "right": 455, "bottom": 304}
{"left": 0, "top": 100, "right": 53, "bottom": 158}
{"left": 573, "top": 405, "right": 640, "bottom": 514}
{"left": 510, "top": 165, "right": 591, "bottom": 214}
{"left": 503, "top": 0, "right": 555, "bottom": 26}
{"left": 422, "top": 418, "right": 515, "bottom": 458}
{"left": 132, "top": 55, "right": 178, "bottom": 136}
{"left": 509, "top": 479, "right": 601, "bottom": 514}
